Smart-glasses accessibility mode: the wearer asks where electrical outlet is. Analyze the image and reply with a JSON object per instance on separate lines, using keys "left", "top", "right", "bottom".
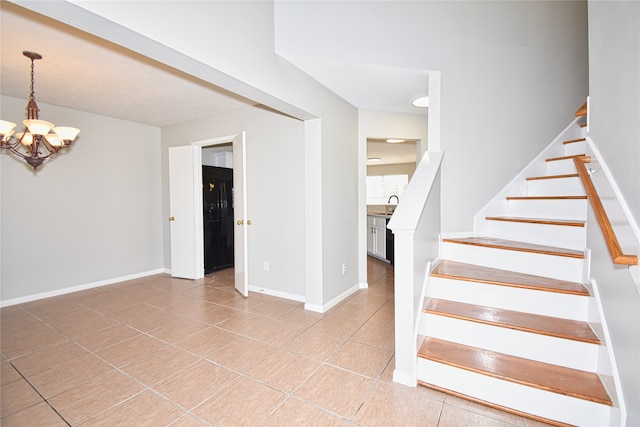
{"left": 341, "top": 263, "right": 347, "bottom": 274}
{"left": 264, "top": 261, "right": 270, "bottom": 272}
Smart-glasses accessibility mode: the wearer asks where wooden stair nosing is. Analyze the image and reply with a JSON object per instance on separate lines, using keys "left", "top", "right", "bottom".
{"left": 418, "top": 380, "right": 575, "bottom": 427}
{"left": 424, "top": 298, "right": 600, "bottom": 344}
{"left": 442, "top": 236, "right": 585, "bottom": 259}
{"left": 580, "top": 122, "right": 587, "bottom": 128}
{"left": 418, "top": 337, "right": 612, "bottom": 406}
{"left": 430, "top": 260, "right": 589, "bottom": 295}
{"left": 575, "top": 102, "right": 588, "bottom": 117}
{"left": 526, "top": 173, "right": 579, "bottom": 181}
{"left": 563, "top": 138, "right": 586, "bottom": 145}
{"left": 506, "top": 195, "right": 587, "bottom": 201}
{"left": 546, "top": 154, "right": 588, "bottom": 162}
{"left": 485, "top": 216, "right": 586, "bottom": 228}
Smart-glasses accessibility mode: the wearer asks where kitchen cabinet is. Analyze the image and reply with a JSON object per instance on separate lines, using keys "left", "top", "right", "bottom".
{"left": 367, "top": 215, "right": 387, "bottom": 261}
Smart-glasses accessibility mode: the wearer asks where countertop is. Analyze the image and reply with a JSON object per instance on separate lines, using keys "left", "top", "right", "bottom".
{"left": 367, "top": 213, "right": 393, "bottom": 218}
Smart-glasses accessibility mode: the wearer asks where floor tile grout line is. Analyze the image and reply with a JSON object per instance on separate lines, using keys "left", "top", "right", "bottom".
{"left": 3, "top": 260, "right": 539, "bottom": 426}
{"left": 8, "top": 360, "right": 72, "bottom": 426}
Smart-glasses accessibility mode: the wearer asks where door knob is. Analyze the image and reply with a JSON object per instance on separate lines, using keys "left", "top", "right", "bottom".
{"left": 247, "top": 220, "right": 252, "bottom": 225}
{"left": 237, "top": 220, "right": 244, "bottom": 225}
{"left": 169, "top": 216, "right": 175, "bottom": 221}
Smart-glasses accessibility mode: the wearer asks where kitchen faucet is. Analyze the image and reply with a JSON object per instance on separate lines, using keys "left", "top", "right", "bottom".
{"left": 387, "top": 195, "right": 399, "bottom": 204}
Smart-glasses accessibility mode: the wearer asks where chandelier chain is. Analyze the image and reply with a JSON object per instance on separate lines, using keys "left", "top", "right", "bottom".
{"left": 29, "top": 57, "right": 36, "bottom": 101}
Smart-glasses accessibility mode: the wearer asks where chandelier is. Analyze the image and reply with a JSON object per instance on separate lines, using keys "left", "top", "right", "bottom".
{"left": 0, "top": 51, "right": 80, "bottom": 170}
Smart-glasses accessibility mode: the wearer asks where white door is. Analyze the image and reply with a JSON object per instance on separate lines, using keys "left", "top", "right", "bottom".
{"left": 168, "top": 134, "right": 248, "bottom": 296}
{"left": 168, "top": 145, "right": 201, "bottom": 279}
{"left": 231, "top": 132, "right": 248, "bottom": 297}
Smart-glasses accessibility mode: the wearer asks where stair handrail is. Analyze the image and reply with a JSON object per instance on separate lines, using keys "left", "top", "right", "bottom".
{"left": 574, "top": 155, "right": 638, "bottom": 266}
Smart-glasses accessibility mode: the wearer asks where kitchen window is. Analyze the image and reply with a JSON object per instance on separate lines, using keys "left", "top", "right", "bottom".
{"left": 366, "top": 174, "right": 408, "bottom": 205}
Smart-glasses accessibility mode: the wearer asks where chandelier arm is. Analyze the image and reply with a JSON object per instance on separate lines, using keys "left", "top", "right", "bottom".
{"left": 1, "top": 135, "right": 58, "bottom": 160}
{"left": 38, "top": 135, "right": 62, "bottom": 154}
{"left": 1, "top": 143, "right": 30, "bottom": 160}
{"left": 1, "top": 137, "right": 27, "bottom": 152}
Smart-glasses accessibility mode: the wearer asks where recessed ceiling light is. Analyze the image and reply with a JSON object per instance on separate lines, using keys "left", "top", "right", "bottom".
{"left": 412, "top": 96, "right": 429, "bottom": 108}
{"left": 386, "top": 139, "right": 405, "bottom": 143}
{"left": 368, "top": 157, "right": 381, "bottom": 162}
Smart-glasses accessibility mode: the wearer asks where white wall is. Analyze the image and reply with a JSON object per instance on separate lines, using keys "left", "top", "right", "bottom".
{"left": 587, "top": 2, "right": 640, "bottom": 425}
{"left": 161, "top": 106, "right": 307, "bottom": 300}
{"left": 1, "top": 95, "right": 163, "bottom": 303}
{"left": 588, "top": 1, "right": 640, "bottom": 227}
{"left": 275, "top": 1, "right": 589, "bottom": 233}
{"left": 367, "top": 163, "right": 417, "bottom": 181}
{"left": 20, "top": 0, "right": 361, "bottom": 309}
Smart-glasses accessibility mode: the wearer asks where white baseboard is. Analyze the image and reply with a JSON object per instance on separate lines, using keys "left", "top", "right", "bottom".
{"left": 304, "top": 283, "right": 360, "bottom": 313}
{"left": 247, "top": 285, "right": 305, "bottom": 303}
{"left": 0, "top": 268, "right": 166, "bottom": 307}
{"left": 393, "top": 369, "right": 418, "bottom": 387}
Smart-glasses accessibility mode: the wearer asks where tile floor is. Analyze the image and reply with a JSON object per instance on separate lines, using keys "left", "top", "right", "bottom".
{"left": 1, "top": 258, "right": 552, "bottom": 426}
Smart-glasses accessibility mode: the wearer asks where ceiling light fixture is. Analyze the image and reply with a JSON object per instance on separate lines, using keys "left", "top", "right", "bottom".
{"left": 0, "top": 51, "right": 80, "bottom": 170}
{"left": 411, "top": 95, "right": 429, "bottom": 108}
{"left": 368, "top": 157, "right": 381, "bottom": 162}
{"left": 386, "top": 139, "right": 405, "bottom": 143}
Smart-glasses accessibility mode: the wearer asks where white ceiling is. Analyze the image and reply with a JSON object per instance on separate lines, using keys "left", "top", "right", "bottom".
{"left": 0, "top": 3, "right": 256, "bottom": 128}
{"left": 1, "top": 2, "right": 422, "bottom": 165}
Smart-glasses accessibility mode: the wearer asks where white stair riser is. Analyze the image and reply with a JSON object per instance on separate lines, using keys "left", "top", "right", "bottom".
{"left": 546, "top": 158, "right": 579, "bottom": 175}
{"left": 442, "top": 242, "right": 585, "bottom": 282}
{"left": 428, "top": 277, "right": 590, "bottom": 321}
{"left": 476, "top": 220, "right": 586, "bottom": 250}
{"left": 563, "top": 141, "right": 586, "bottom": 157}
{"left": 506, "top": 199, "right": 587, "bottom": 221}
{"left": 417, "top": 360, "right": 611, "bottom": 427}
{"left": 526, "top": 176, "right": 585, "bottom": 196}
{"left": 419, "top": 314, "right": 599, "bottom": 371}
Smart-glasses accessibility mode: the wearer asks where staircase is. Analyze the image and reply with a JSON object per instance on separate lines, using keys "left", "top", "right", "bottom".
{"left": 415, "top": 107, "right": 616, "bottom": 426}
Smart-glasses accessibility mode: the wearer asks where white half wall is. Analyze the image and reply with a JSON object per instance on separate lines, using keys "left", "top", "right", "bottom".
{"left": 587, "top": 2, "right": 640, "bottom": 424}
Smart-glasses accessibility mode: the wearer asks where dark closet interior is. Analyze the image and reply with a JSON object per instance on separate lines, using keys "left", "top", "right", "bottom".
{"left": 203, "top": 165, "right": 234, "bottom": 274}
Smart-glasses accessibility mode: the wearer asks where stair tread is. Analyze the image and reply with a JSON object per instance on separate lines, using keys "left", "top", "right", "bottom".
{"left": 485, "top": 216, "right": 585, "bottom": 227}
{"left": 442, "top": 236, "right": 585, "bottom": 259}
{"left": 526, "top": 173, "right": 579, "bottom": 181}
{"left": 575, "top": 102, "right": 587, "bottom": 117}
{"left": 418, "top": 337, "right": 612, "bottom": 405}
{"left": 506, "top": 195, "right": 587, "bottom": 201}
{"left": 424, "top": 299, "right": 599, "bottom": 344}
{"left": 546, "top": 154, "right": 587, "bottom": 162}
{"left": 431, "top": 260, "right": 589, "bottom": 295}
{"left": 563, "top": 138, "right": 586, "bottom": 145}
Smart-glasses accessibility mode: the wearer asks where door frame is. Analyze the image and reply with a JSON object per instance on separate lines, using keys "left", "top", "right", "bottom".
{"left": 191, "top": 133, "right": 246, "bottom": 288}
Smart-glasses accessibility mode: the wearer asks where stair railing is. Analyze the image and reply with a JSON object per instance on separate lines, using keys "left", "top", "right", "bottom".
{"left": 387, "top": 150, "right": 444, "bottom": 386}
{"left": 574, "top": 155, "right": 638, "bottom": 266}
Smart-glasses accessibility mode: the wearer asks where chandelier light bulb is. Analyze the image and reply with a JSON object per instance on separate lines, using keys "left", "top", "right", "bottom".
{"left": 24, "top": 119, "right": 54, "bottom": 136}
{"left": 53, "top": 126, "right": 81, "bottom": 142}
{"left": 0, "top": 120, "right": 17, "bottom": 136}
{"left": 16, "top": 133, "right": 33, "bottom": 146}
{"left": 45, "top": 134, "right": 64, "bottom": 147}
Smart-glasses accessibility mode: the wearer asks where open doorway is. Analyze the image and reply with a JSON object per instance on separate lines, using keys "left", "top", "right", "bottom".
{"left": 365, "top": 137, "right": 417, "bottom": 264}
{"left": 202, "top": 143, "right": 234, "bottom": 274}
{"left": 168, "top": 132, "right": 248, "bottom": 297}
